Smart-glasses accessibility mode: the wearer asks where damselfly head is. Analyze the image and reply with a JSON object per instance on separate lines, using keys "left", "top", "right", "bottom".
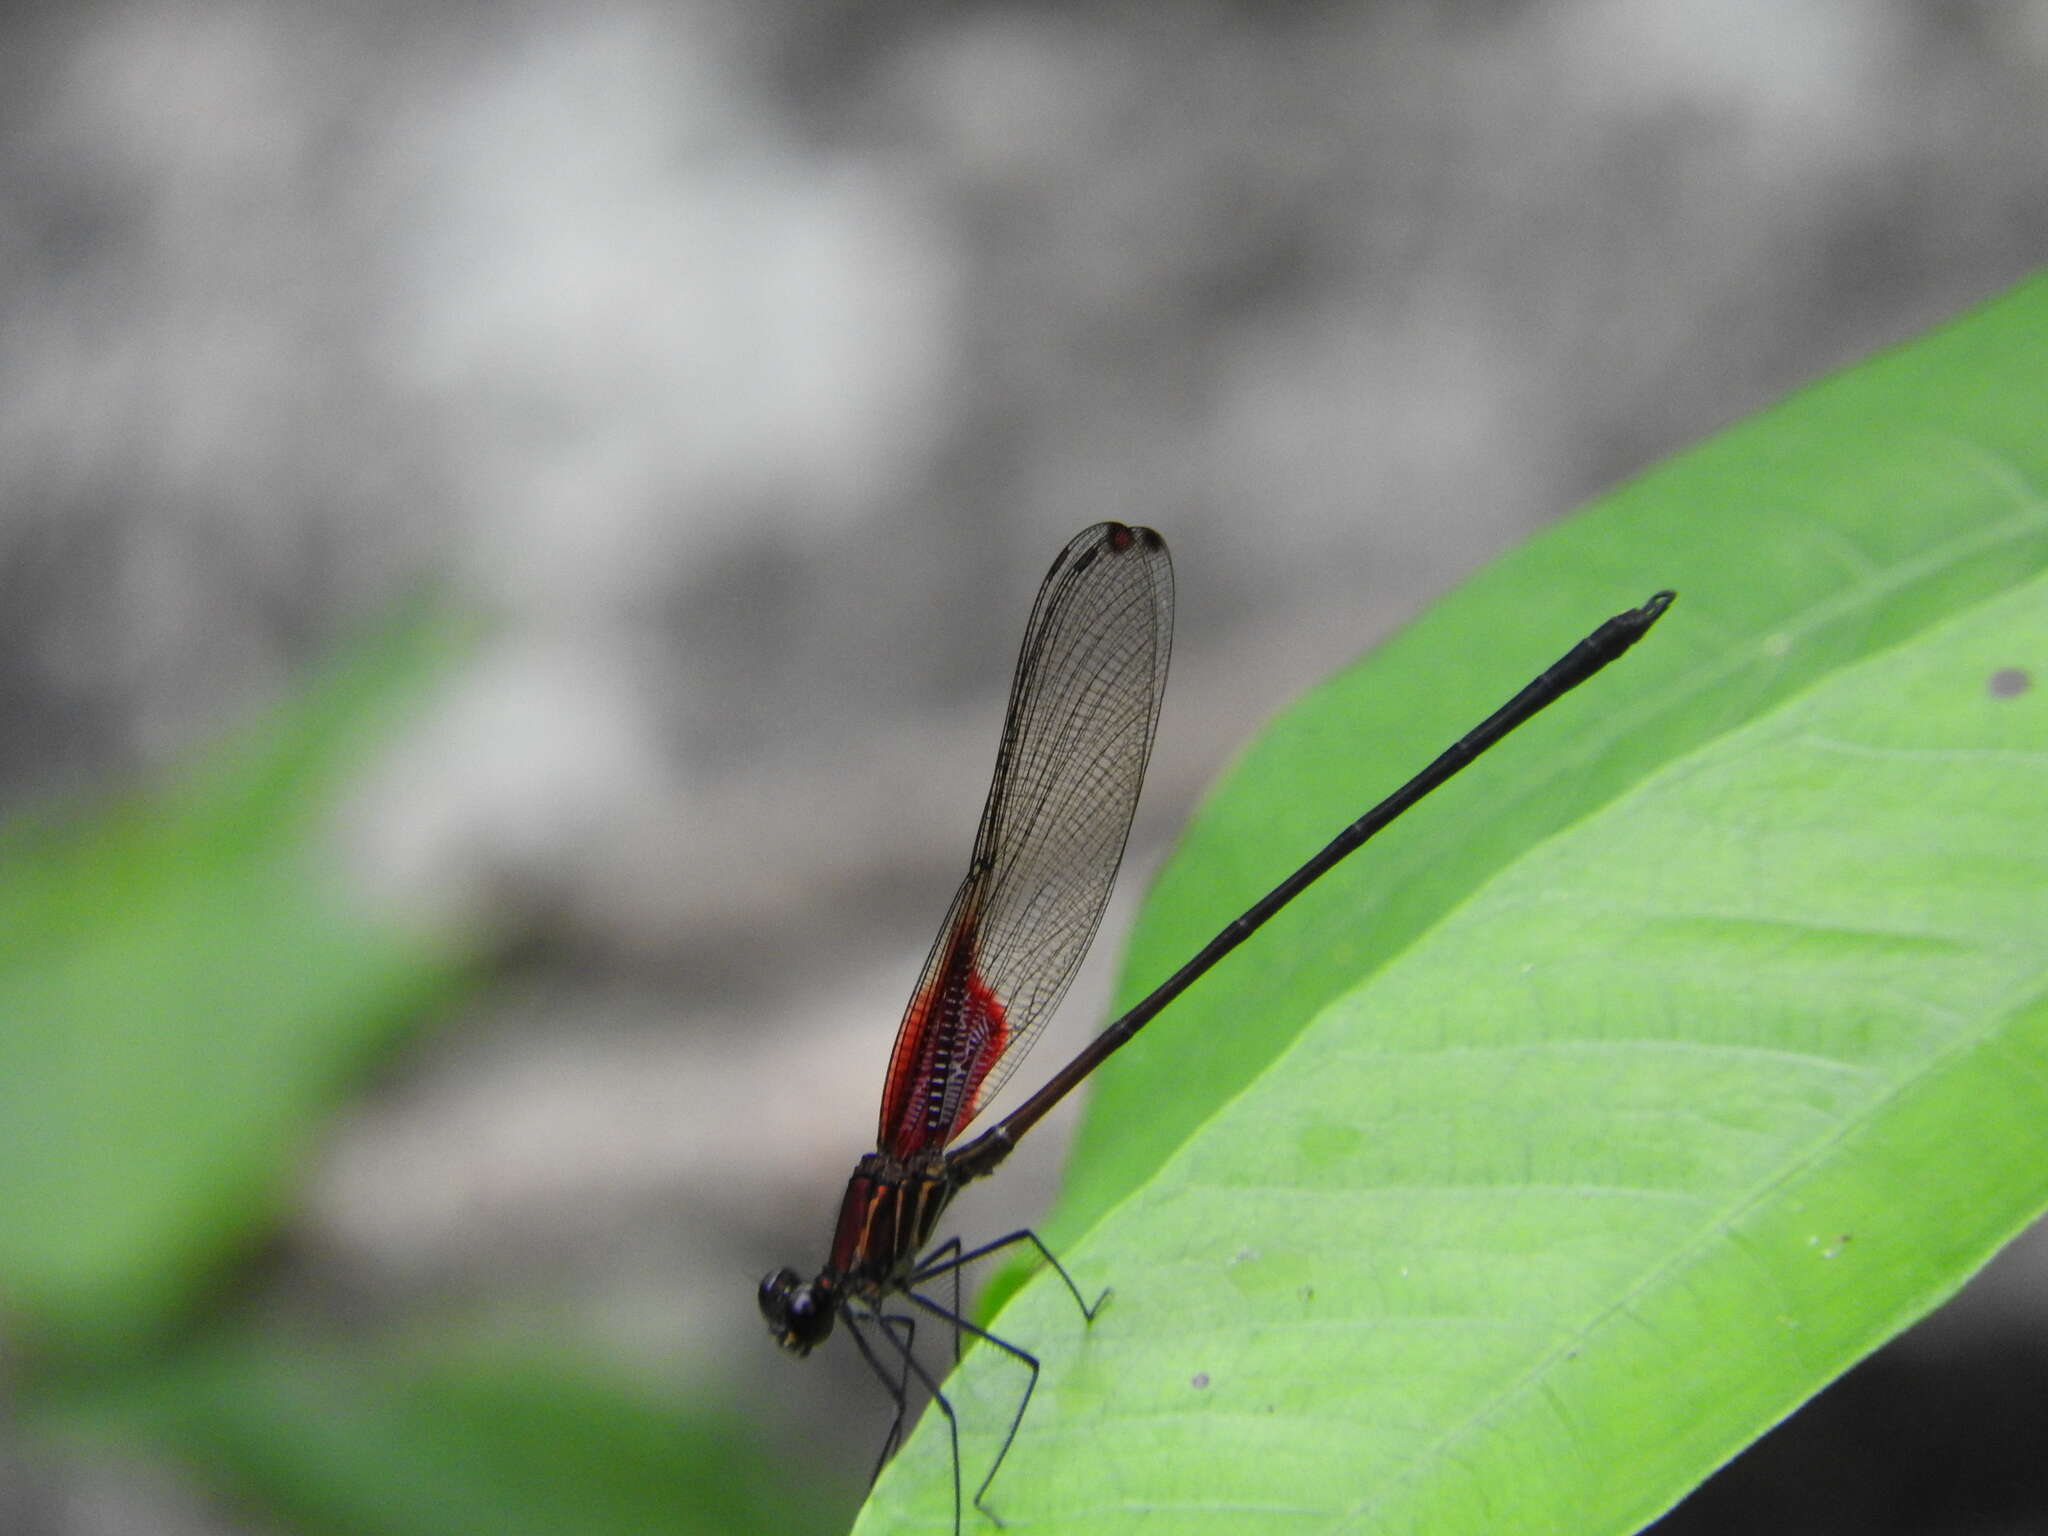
{"left": 759, "top": 1267, "right": 836, "bottom": 1355}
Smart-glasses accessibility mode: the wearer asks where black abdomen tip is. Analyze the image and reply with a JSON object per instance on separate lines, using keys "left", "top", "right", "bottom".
{"left": 1637, "top": 590, "right": 1677, "bottom": 625}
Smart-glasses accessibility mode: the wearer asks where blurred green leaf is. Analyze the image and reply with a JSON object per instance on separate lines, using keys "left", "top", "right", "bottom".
{"left": 32, "top": 1325, "right": 836, "bottom": 1536}
{"left": 0, "top": 609, "right": 471, "bottom": 1355}
{"left": 864, "top": 271, "right": 2048, "bottom": 1533}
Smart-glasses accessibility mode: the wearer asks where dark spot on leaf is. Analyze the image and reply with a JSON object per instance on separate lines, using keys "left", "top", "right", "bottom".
{"left": 1191, "top": 1372, "right": 1209, "bottom": 1389}
{"left": 1988, "top": 667, "right": 2030, "bottom": 698}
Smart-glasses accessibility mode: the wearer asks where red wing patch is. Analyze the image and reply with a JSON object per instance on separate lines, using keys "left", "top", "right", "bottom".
{"left": 877, "top": 921, "right": 1010, "bottom": 1160}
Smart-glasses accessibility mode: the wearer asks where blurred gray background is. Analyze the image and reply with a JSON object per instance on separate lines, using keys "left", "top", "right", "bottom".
{"left": 3, "top": 1, "right": 2046, "bottom": 1531}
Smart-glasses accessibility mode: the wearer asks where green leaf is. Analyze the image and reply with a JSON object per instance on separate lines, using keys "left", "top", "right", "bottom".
{"left": 1070, "top": 268, "right": 2048, "bottom": 1246}
{"left": 862, "top": 271, "right": 2048, "bottom": 1532}
{"left": 28, "top": 1325, "right": 838, "bottom": 1536}
{"left": 0, "top": 608, "right": 470, "bottom": 1355}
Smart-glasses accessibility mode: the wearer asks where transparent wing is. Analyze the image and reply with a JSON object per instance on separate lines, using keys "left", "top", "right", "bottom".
{"left": 876, "top": 523, "right": 1173, "bottom": 1159}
